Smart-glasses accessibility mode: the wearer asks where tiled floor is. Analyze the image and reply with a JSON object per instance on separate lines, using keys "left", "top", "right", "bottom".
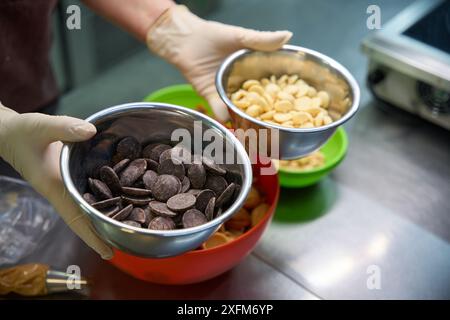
{"left": 58, "top": 0, "right": 413, "bottom": 118}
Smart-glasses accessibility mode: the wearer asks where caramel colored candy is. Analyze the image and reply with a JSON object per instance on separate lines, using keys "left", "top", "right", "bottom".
{"left": 202, "top": 232, "right": 231, "bottom": 250}
{"left": 243, "top": 186, "right": 262, "bottom": 209}
{"left": 225, "top": 207, "right": 251, "bottom": 231}
{"left": 251, "top": 203, "right": 269, "bottom": 227}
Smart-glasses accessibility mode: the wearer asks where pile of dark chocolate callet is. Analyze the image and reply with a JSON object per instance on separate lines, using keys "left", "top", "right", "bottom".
{"left": 83, "top": 136, "right": 242, "bottom": 230}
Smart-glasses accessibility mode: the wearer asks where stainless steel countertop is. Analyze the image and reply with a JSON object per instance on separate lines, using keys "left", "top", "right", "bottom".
{"left": 7, "top": 0, "right": 450, "bottom": 299}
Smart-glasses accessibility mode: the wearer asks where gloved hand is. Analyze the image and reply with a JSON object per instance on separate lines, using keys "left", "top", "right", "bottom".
{"left": 146, "top": 5, "right": 292, "bottom": 121}
{"left": 0, "top": 103, "right": 113, "bottom": 259}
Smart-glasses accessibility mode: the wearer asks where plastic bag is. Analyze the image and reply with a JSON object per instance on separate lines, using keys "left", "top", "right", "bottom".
{"left": 0, "top": 176, "right": 58, "bottom": 266}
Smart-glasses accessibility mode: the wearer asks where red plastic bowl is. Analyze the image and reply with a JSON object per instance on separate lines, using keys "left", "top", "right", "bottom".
{"left": 109, "top": 163, "right": 279, "bottom": 285}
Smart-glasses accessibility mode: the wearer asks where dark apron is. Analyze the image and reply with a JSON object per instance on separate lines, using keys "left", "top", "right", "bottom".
{"left": 0, "top": 0, "right": 58, "bottom": 113}
{"left": 0, "top": 0, "right": 58, "bottom": 177}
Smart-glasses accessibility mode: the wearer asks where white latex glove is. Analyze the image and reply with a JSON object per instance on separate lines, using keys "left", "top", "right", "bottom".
{"left": 146, "top": 5, "right": 292, "bottom": 121}
{"left": 0, "top": 103, "right": 113, "bottom": 259}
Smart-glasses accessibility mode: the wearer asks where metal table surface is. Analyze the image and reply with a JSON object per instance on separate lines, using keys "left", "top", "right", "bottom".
{"left": 4, "top": 0, "right": 450, "bottom": 299}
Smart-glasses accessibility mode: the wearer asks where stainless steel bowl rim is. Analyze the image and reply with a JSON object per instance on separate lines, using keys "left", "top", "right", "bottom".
{"left": 60, "top": 102, "right": 253, "bottom": 237}
{"left": 215, "top": 44, "right": 360, "bottom": 133}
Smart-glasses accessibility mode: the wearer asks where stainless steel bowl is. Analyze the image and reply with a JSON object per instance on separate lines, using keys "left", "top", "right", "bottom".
{"left": 60, "top": 102, "right": 252, "bottom": 258}
{"left": 216, "top": 44, "right": 360, "bottom": 159}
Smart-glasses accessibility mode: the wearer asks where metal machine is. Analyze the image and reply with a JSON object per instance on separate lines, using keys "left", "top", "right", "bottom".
{"left": 362, "top": 0, "right": 450, "bottom": 130}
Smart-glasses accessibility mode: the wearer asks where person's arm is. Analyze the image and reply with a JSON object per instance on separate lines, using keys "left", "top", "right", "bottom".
{"left": 146, "top": 5, "right": 292, "bottom": 120}
{"left": 81, "top": 0, "right": 175, "bottom": 42}
{"left": 82, "top": 2, "right": 292, "bottom": 120}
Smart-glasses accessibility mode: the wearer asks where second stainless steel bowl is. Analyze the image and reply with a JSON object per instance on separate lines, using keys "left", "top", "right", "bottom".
{"left": 216, "top": 44, "right": 360, "bottom": 159}
{"left": 60, "top": 102, "right": 252, "bottom": 258}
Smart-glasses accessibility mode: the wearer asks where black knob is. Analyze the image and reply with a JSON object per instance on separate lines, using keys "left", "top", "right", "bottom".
{"left": 368, "top": 69, "right": 386, "bottom": 86}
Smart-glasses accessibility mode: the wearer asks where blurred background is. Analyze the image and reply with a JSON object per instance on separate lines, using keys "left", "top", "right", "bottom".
{"left": 51, "top": 0, "right": 408, "bottom": 116}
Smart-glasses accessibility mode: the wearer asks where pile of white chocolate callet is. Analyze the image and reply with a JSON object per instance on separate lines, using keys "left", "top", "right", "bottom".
{"left": 231, "top": 74, "right": 333, "bottom": 128}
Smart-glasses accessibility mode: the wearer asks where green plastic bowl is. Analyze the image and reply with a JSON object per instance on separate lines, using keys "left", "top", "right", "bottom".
{"left": 276, "top": 127, "right": 348, "bottom": 188}
{"left": 144, "top": 84, "right": 348, "bottom": 188}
